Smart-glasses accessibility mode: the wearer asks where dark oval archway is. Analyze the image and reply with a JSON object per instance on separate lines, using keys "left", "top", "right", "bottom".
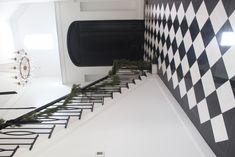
{"left": 67, "top": 20, "right": 144, "bottom": 66}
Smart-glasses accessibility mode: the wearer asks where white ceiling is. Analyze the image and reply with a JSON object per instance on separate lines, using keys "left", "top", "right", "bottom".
{"left": 0, "top": 0, "right": 69, "bottom": 4}
{"left": 0, "top": 3, "right": 19, "bottom": 20}
{"left": 0, "top": 0, "right": 70, "bottom": 20}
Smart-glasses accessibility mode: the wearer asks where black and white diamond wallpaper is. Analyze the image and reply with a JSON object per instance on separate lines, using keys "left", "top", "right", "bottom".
{"left": 144, "top": 0, "right": 235, "bottom": 156}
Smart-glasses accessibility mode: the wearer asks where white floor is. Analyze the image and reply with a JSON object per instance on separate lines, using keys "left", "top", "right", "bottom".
{"left": 14, "top": 75, "right": 216, "bottom": 157}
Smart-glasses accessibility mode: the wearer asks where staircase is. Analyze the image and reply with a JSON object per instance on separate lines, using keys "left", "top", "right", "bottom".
{"left": 0, "top": 68, "right": 149, "bottom": 157}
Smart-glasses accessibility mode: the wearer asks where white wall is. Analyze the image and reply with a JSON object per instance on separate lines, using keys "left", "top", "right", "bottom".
{"left": 0, "top": 20, "right": 17, "bottom": 93}
{"left": 10, "top": 2, "right": 61, "bottom": 78}
{"left": 0, "top": 2, "right": 64, "bottom": 110}
{"left": 0, "top": 2, "right": 62, "bottom": 87}
{"left": 55, "top": 0, "right": 144, "bottom": 85}
{"left": 0, "top": 3, "right": 18, "bottom": 60}
{"left": 0, "top": 3, "right": 22, "bottom": 105}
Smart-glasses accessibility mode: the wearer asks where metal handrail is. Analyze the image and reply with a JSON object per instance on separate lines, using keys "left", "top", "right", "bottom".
{"left": 0, "top": 68, "right": 148, "bottom": 157}
{"left": 3, "top": 75, "right": 109, "bottom": 129}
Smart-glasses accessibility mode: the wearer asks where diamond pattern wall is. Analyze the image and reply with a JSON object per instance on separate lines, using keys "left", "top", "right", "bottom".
{"left": 144, "top": 0, "right": 235, "bottom": 156}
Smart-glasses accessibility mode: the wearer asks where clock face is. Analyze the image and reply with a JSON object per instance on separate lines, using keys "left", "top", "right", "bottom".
{"left": 19, "top": 56, "right": 30, "bottom": 80}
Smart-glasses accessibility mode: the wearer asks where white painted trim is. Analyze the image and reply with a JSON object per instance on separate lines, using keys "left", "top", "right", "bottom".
{"left": 54, "top": 2, "right": 67, "bottom": 83}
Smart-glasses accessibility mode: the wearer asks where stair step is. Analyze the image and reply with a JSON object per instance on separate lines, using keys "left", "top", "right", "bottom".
{"left": 0, "top": 69, "right": 148, "bottom": 157}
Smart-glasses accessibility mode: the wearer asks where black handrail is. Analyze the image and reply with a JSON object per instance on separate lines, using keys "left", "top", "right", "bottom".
{"left": 0, "top": 68, "right": 148, "bottom": 157}
{"left": 3, "top": 75, "right": 109, "bottom": 129}
{"left": 0, "top": 107, "right": 36, "bottom": 110}
{"left": 0, "top": 91, "right": 17, "bottom": 95}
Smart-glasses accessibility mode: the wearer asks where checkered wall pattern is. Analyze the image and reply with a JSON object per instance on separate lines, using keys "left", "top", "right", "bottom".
{"left": 144, "top": 0, "right": 235, "bottom": 156}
